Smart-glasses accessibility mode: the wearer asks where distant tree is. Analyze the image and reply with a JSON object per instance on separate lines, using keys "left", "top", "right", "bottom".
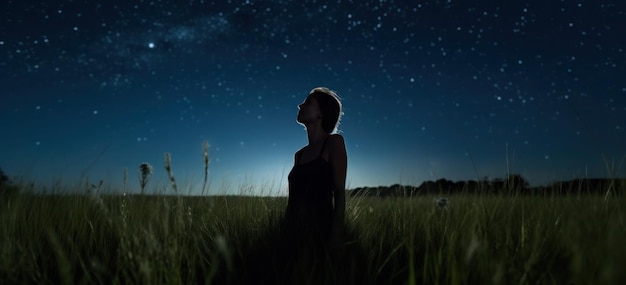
{"left": 465, "top": 180, "right": 480, "bottom": 193}
{"left": 433, "top": 178, "right": 455, "bottom": 194}
{"left": 485, "top": 178, "right": 502, "bottom": 194}
{"left": 0, "top": 167, "right": 19, "bottom": 198}
{"left": 505, "top": 174, "right": 529, "bottom": 192}
{"left": 417, "top": 181, "right": 435, "bottom": 194}
{"left": 0, "top": 168, "right": 8, "bottom": 186}
{"left": 454, "top": 181, "right": 467, "bottom": 193}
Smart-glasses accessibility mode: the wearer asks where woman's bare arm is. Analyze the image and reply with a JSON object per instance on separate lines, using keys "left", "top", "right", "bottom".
{"left": 328, "top": 134, "right": 347, "bottom": 242}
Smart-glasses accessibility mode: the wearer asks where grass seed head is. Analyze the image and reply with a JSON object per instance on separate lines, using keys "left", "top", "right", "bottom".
{"left": 436, "top": 197, "right": 450, "bottom": 211}
{"left": 139, "top": 162, "right": 153, "bottom": 194}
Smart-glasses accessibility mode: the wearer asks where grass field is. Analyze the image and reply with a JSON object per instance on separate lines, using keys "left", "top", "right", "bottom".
{"left": 1, "top": 184, "right": 624, "bottom": 285}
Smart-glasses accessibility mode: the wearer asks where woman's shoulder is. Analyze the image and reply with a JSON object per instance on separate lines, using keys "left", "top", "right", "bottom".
{"left": 327, "top": 133, "right": 345, "bottom": 144}
{"left": 326, "top": 134, "right": 346, "bottom": 152}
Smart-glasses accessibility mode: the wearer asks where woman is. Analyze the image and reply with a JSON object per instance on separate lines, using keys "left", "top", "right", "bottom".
{"left": 284, "top": 86, "right": 347, "bottom": 259}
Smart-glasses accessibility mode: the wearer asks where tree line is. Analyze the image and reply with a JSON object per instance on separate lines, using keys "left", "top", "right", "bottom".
{"left": 1, "top": 168, "right": 622, "bottom": 197}
{"left": 348, "top": 174, "right": 624, "bottom": 197}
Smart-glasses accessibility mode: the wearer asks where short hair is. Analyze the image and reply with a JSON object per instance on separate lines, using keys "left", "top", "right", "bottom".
{"left": 309, "top": 87, "right": 342, "bottom": 134}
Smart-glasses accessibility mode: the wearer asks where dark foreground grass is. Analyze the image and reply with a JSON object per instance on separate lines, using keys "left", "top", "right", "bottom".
{"left": 1, "top": 188, "right": 625, "bottom": 284}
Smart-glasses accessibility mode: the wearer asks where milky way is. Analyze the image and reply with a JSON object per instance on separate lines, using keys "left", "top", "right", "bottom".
{"left": 1, "top": 1, "right": 625, "bottom": 194}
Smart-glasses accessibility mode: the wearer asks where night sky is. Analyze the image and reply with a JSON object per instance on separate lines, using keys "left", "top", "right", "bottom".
{"left": 2, "top": 1, "right": 625, "bottom": 195}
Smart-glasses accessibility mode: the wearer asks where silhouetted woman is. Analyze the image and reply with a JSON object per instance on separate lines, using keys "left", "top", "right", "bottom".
{"left": 282, "top": 87, "right": 347, "bottom": 278}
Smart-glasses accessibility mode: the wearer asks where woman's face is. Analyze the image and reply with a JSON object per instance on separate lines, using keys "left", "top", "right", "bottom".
{"left": 297, "top": 95, "right": 321, "bottom": 124}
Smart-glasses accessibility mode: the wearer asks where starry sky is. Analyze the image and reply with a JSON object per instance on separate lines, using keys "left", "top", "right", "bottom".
{"left": 1, "top": 1, "right": 625, "bottom": 195}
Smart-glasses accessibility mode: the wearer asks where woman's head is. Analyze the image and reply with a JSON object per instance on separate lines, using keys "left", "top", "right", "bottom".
{"left": 307, "top": 87, "right": 342, "bottom": 134}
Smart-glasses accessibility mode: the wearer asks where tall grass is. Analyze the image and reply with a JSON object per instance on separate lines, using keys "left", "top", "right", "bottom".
{"left": 1, "top": 182, "right": 624, "bottom": 284}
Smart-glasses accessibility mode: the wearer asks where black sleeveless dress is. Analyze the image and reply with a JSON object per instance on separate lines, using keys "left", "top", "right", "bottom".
{"left": 284, "top": 136, "right": 334, "bottom": 245}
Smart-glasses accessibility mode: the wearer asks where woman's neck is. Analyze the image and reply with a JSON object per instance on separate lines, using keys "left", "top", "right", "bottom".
{"left": 305, "top": 125, "right": 328, "bottom": 145}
